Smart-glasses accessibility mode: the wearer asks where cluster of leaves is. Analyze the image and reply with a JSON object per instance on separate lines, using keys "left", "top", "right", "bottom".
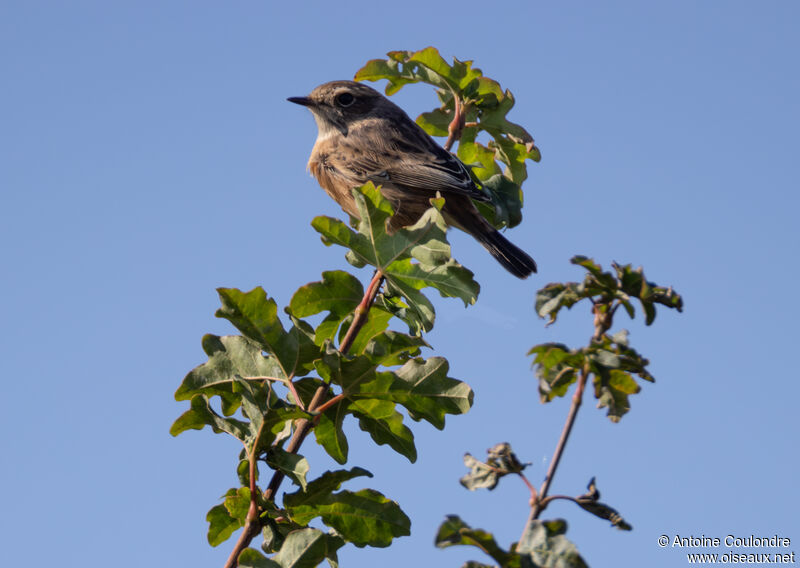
{"left": 171, "top": 185, "right": 477, "bottom": 565}
{"left": 437, "top": 515, "right": 586, "bottom": 568}
{"left": 530, "top": 256, "right": 684, "bottom": 422}
{"left": 434, "top": 255, "right": 682, "bottom": 566}
{"left": 355, "top": 46, "right": 541, "bottom": 230}
{"left": 438, "top": 447, "right": 632, "bottom": 568}
{"left": 313, "top": 182, "right": 479, "bottom": 334}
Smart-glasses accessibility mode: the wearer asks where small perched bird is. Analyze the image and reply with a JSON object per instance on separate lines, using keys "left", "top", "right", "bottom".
{"left": 288, "top": 80, "right": 537, "bottom": 278}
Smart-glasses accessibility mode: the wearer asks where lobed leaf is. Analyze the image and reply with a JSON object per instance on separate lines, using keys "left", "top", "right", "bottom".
{"left": 351, "top": 398, "right": 417, "bottom": 462}
{"left": 435, "top": 515, "right": 518, "bottom": 567}
{"left": 528, "top": 343, "right": 585, "bottom": 402}
{"left": 216, "top": 287, "right": 320, "bottom": 379}
{"left": 534, "top": 284, "right": 583, "bottom": 325}
{"left": 271, "top": 528, "right": 345, "bottom": 568}
{"left": 260, "top": 515, "right": 306, "bottom": 555}
{"left": 207, "top": 494, "right": 242, "bottom": 547}
{"left": 174, "top": 334, "right": 283, "bottom": 413}
{"left": 340, "top": 307, "right": 393, "bottom": 356}
{"left": 457, "top": 128, "right": 501, "bottom": 183}
{"left": 238, "top": 548, "right": 281, "bottom": 568}
{"left": 313, "top": 403, "right": 350, "bottom": 465}
{"left": 517, "top": 519, "right": 588, "bottom": 568}
{"left": 265, "top": 448, "right": 310, "bottom": 491}
{"left": 170, "top": 394, "right": 250, "bottom": 440}
{"left": 285, "top": 476, "right": 410, "bottom": 548}
{"left": 389, "top": 357, "right": 473, "bottom": 429}
{"left": 289, "top": 271, "right": 364, "bottom": 346}
{"left": 362, "top": 330, "right": 429, "bottom": 367}
{"left": 476, "top": 174, "right": 524, "bottom": 229}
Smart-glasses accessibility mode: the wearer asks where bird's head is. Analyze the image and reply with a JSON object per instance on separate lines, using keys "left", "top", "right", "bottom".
{"left": 288, "top": 80, "right": 399, "bottom": 137}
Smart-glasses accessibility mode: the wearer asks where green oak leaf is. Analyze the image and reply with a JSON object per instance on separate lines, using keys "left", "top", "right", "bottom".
{"left": 517, "top": 519, "right": 588, "bottom": 568}
{"left": 285, "top": 469, "right": 411, "bottom": 548}
{"left": 350, "top": 398, "right": 417, "bottom": 462}
{"left": 593, "top": 367, "right": 640, "bottom": 423}
{"left": 457, "top": 128, "right": 502, "bottom": 183}
{"left": 174, "top": 334, "right": 283, "bottom": 415}
{"left": 238, "top": 548, "right": 281, "bottom": 568}
{"left": 314, "top": 350, "right": 470, "bottom": 460}
{"left": 476, "top": 173, "right": 524, "bottom": 229}
{"left": 265, "top": 448, "right": 310, "bottom": 491}
{"left": 612, "top": 260, "right": 684, "bottom": 324}
{"left": 339, "top": 307, "right": 393, "bottom": 356}
{"left": 223, "top": 487, "right": 251, "bottom": 524}
{"left": 534, "top": 283, "right": 583, "bottom": 325}
{"left": 313, "top": 408, "right": 349, "bottom": 465}
{"left": 291, "top": 376, "right": 351, "bottom": 464}
{"left": 216, "top": 287, "right": 320, "bottom": 379}
{"left": 388, "top": 356, "right": 473, "bottom": 429}
{"left": 206, "top": 490, "right": 243, "bottom": 547}
{"left": 289, "top": 271, "right": 364, "bottom": 346}
{"left": 285, "top": 487, "right": 410, "bottom": 548}
{"left": 356, "top": 47, "right": 479, "bottom": 94}
{"left": 291, "top": 467, "right": 373, "bottom": 499}
{"left": 271, "top": 528, "right": 345, "bottom": 568}
{"left": 170, "top": 394, "right": 250, "bottom": 440}
{"left": 362, "top": 330, "right": 429, "bottom": 367}
{"left": 316, "top": 350, "right": 418, "bottom": 461}
{"left": 528, "top": 343, "right": 585, "bottom": 402}
{"left": 435, "top": 515, "right": 518, "bottom": 567}
{"left": 417, "top": 107, "right": 451, "bottom": 137}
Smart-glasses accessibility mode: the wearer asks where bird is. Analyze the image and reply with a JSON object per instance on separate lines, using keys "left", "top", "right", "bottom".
{"left": 287, "top": 80, "right": 537, "bottom": 278}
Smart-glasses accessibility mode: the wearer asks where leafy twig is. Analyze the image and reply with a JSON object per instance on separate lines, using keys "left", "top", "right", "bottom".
{"left": 223, "top": 270, "right": 385, "bottom": 568}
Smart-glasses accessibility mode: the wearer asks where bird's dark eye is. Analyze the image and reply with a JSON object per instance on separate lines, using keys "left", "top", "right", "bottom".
{"left": 335, "top": 92, "right": 355, "bottom": 107}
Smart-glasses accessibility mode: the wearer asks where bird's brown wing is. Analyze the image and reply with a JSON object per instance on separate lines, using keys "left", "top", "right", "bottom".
{"left": 328, "top": 122, "right": 490, "bottom": 203}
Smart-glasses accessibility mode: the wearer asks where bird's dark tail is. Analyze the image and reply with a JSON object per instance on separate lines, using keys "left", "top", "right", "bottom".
{"left": 474, "top": 229, "right": 537, "bottom": 279}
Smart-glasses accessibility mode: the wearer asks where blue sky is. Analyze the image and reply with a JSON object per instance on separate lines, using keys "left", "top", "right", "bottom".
{"left": 2, "top": 2, "right": 798, "bottom": 566}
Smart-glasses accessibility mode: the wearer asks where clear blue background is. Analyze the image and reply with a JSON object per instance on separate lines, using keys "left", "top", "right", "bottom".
{"left": 2, "top": 2, "right": 798, "bottom": 566}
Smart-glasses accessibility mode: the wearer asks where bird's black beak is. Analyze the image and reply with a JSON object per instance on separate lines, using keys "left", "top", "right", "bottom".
{"left": 287, "top": 96, "right": 314, "bottom": 107}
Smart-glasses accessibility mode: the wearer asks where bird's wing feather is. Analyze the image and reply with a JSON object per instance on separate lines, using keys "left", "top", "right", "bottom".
{"left": 328, "top": 122, "right": 490, "bottom": 202}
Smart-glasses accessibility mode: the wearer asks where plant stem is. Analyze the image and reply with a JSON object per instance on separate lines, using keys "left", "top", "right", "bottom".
{"left": 443, "top": 94, "right": 465, "bottom": 153}
{"left": 518, "top": 472, "right": 538, "bottom": 504}
{"left": 224, "top": 418, "right": 271, "bottom": 568}
{"left": 223, "top": 270, "right": 385, "bottom": 568}
{"left": 520, "top": 365, "right": 589, "bottom": 539}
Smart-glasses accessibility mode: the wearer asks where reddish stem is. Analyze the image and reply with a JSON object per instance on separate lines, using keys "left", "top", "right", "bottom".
{"left": 520, "top": 365, "right": 589, "bottom": 540}
{"left": 443, "top": 94, "right": 465, "bottom": 153}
